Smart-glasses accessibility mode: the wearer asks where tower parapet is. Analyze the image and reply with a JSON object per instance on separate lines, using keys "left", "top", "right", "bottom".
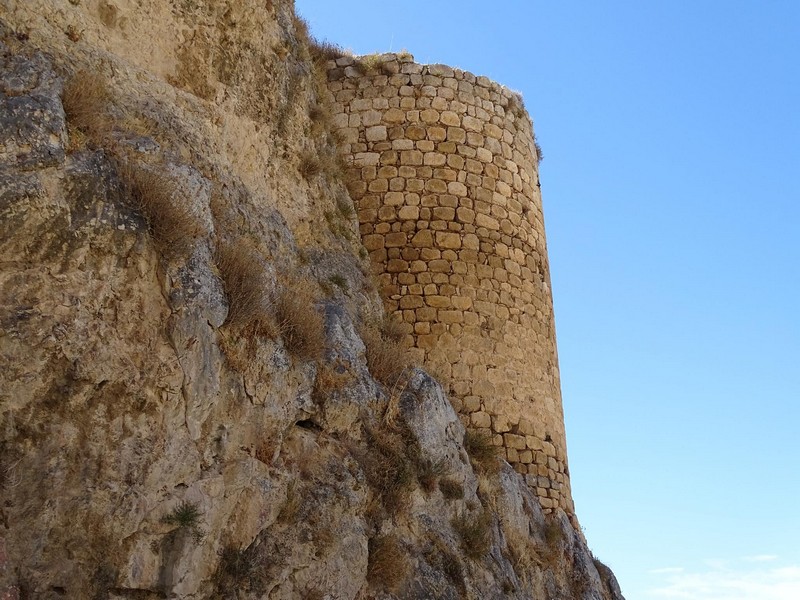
{"left": 324, "top": 53, "right": 573, "bottom": 516}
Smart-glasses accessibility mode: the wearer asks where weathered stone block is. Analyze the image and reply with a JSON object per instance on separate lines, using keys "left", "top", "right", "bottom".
{"left": 436, "top": 231, "right": 461, "bottom": 249}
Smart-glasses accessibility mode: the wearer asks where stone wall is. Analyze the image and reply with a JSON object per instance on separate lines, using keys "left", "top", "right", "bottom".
{"left": 323, "top": 53, "right": 574, "bottom": 515}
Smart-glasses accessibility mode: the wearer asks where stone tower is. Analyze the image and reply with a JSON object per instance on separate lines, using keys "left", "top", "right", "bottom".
{"left": 324, "top": 53, "right": 573, "bottom": 516}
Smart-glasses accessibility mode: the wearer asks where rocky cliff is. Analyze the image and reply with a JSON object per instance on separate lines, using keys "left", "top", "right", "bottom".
{"left": 0, "top": 1, "right": 624, "bottom": 598}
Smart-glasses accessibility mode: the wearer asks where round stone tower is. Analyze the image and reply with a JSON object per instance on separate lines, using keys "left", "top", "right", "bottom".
{"left": 324, "top": 53, "right": 573, "bottom": 516}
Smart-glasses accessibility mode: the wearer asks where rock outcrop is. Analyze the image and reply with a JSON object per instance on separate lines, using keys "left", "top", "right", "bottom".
{"left": 0, "top": 1, "right": 624, "bottom": 598}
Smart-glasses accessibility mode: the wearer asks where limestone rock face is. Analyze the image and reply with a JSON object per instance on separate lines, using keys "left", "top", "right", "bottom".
{"left": 0, "top": 2, "right": 624, "bottom": 599}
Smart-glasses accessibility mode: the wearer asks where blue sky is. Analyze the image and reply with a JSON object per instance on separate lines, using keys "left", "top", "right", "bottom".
{"left": 294, "top": 1, "right": 800, "bottom": 597}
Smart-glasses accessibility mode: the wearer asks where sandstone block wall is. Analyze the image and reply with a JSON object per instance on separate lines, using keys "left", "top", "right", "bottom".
{"left": 324, "top": 53, "right": 573, "bottom": 515}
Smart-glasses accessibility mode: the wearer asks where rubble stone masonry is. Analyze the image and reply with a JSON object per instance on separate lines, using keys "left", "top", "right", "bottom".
{"left": 324, "top": 53, "right": 573, "bottom": 516}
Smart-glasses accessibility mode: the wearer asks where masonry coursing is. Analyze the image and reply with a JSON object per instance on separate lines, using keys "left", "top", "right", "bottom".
{"left": 323, "top": 52, "right": 574, "bottom": 516}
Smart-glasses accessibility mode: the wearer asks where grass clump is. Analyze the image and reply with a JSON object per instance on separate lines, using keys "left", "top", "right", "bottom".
{"left": 356, "top": 53, "right": 383, "bottom": 74}
{"left": 214, "top": 243, "right": 273, "bottom": 331}
{"left": 452, "top": 510, "right": 491, "bottom": 560}
{"left": 309, "top": 104, "right": 329, "bottom": 125}
{"left": 424, "top": 535, "right": 465, "bottom": 592}
{"left": 355, "top": 422, "right": 419, "bottom": 512}
{"left": 540, "top": 515, "right": 565, "bottom": 566}
{"left": 162, "top": 501, "right": 204, "bottom": 542}
{"left": 214, "top": 545, "right": 257, "bottom": 593}
{"left": 118, "top": 162, "right": 204, "bottom": 258}
{"left": 273, "top": 279, "right": 325, "bottom": 361}
{"left": 62, "top": 70, "right": 113, "bottom": 146}
{"left": 439, "top": 477, "right": 465, "bottom": 500}
{"left": 360, "top": 317, "right": 412, "bottom": 388}
{"left": 309, "top": 38, "right": 348, "bottom": 66}
{"left": 299, "top": 151, "right": 321, "bottom": 179}
{"left": 534, "top": 134, "right": 544, "bottom": 165}
{"left": 367, "top": 535, "right": 409, "bottom": 592}
{"left": 336, "top": 195, "right": 355, "bottom": 218}
{"left": 417, "top": 458, "right": 447, "bottom": 493}
{"left": 464, "top": 429, "right": 501, "bottom": 474}
{"left": 312, "top": 361, "right": 352, "bottom": 405}
{"left": 328, "top": 274, "right": 348, "bottom": 292}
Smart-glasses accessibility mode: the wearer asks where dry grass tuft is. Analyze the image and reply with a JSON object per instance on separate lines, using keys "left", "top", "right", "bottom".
{"left": 214, "top": 544, "right": 261, "bottom": 595}
{"left": 320, "top": 145, "right": 347, "bottom": 179}
{"left": 439, "top": 477, "right": 465, "bottom": 500}
{"left": 308, "top": 103, "right": 329, "bottom": 125}
{"left": 292, "top": 14, "right": 310, "bottom": 42}
{"left": 272, "top": 279, "right": 325, "bottom": 361}
{"left": 452, "top": 510, "right": 492, "bottom": 560}
{"left": 277, "top": 482, "right": 302, "bottom": 523}
{"left": 299, "top": 151, "right": 321, "bottom": 179}
{"left": 505, "top": 527, "right": 540, "bottom": 574}
{"left": 506, "top": 91, "right": 527, "bottom": 120}
{"left": 309, "top": 38, "right": 348, "bottom": 65}
{"left": 367, "top": 535, "right": 409, "bottom": 592}
{"left": 312, "top": 360, "right": 353, "bottom": 405}
{"left": 417, "top": 458, "right": 447, "bottom": 493}
{"left": 360, "top": 318, "right": 412, "bottom": 388}
{"left": 356, "top": 53, "right": 383, "bottom": 74}
{"left": 464, "top": 429, "right": 501, "bottom": 474}
{"left": 534, "top": 135, "right": 544, "bottom": 165}
{"left": 214, "top": 243, "right": 273, "bottom": 331}
{"left": 540, "top": 514, "right": 565, "bottom": 567}
{"left": 118, "top": 162, "right": 204, "bottom": 258}
{"left": 62, "top": 70, "right": 113, "bottom": 145}
{"left": 426, "top": 535, "right": 466, "bottom": 591}
{"left": 355, "top": 421, "right": 419, "bottom": 513}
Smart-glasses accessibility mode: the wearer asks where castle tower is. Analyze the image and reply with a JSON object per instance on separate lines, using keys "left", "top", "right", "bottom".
{"left": 325, "top": 53, "right": 573, "bottom": 516}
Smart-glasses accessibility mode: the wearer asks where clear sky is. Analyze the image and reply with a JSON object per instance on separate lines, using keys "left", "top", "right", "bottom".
{"left": 293, "top": 1, "right": 800, "bottom": 598}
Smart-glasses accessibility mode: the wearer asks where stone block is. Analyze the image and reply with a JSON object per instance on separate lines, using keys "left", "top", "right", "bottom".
{"left": 411, "top": 230, "right": 434, "bottom": 247}
{"left": 440, "top": 111, "right": 461, "bottom": 126}
{"left": 398, "top": 150, "right": 423, "bottom": 167}
{"left": 361, "top": 110, "right": 382, "bottom": 126}
{"left": 424, "top": 179, "right": 448, "bottom": 194}
{"left": 476, "top": 147, "right": 493, "bottom": 163}
{"left": 383, "top": 191, "right": 404, "bottom": 206}
{"left": 397, "top": 206, "right": 419, "bottom": 220}
{"left": 426, "top": 295, "right": 451, "bottom": 308}
{"left": 416, "top": 307, "right": 437, "bottom": 321}
{"left": 399, "top": 295, "right": 424, "bottom": 310}
{"left": 446, "top": 154, "right": 465, "bottom": 170}
{"left": 424, "top": 152, "right": 447, "bottom": 166}
{"left": 368, "top": 178, "right": 388, "bottom": 192}
{"left": 456, "top": 207, "right": 476, "bottom": 224}
{"left": 386, "top": 259, "right": 408, "bottom": 272}
{"left": 384, "top": 107, "right": 406, "bottom": 123}
{"left": 385, "top": 232, "right": 408, "bottom": 247}
{"left": 451, "top": 296, "right": 473, "bottom": 310}
{"left": 428, "top": 127, "right": 447, "bottom": 142}
{"left": 428, "top": 64, "right": 455, "bottom": 77}
{"left": 418, "top": 334, "right": 438, "bottom": 350}
{"left": 471, "top": 411, "right": 492, "bottom": 428}
{"left": 462, "top": 115, "right": 483, "bottom": 132}
{"left": 354, "top": 152, "right": 380, "bottom": 166}
{"left": 475, "top": 213, "right": 500, "bottom": 230}
{"left": 436, "top": 231, "right": 462, "bottom": 249}
{"left": 447, "top": 127, "right": 467, "bottom": 143}
{"left": 448, "top": 182, "right": 468, "bottom": 197}
{"left": 362, "top": 234, "right": 384, "bottom": 250}
{"left": 439, "top": 310, "right": 464, "bottom": 324}
{"left": 420, "top": 109, "right": 440, "bottom": 123}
